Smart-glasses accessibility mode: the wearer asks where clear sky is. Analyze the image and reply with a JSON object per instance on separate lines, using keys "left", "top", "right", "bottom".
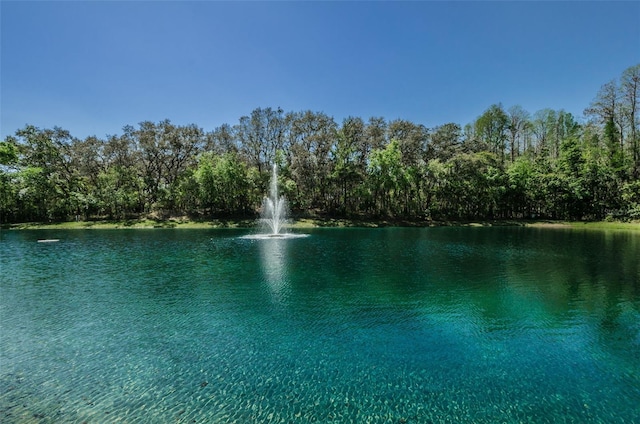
{"left": 1, "top": 1, "right": 639, "bottom": 140}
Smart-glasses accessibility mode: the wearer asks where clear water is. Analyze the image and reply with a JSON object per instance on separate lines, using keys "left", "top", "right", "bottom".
{"left": 1, "top": 227, "right": 639, "bottom": 423}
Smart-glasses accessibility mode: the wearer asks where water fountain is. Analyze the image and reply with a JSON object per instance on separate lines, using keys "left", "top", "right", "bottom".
{"left": 260, "top": 164, "right": 288, "bottom": 237}
{"left": 242, "top": 163, "right": 306, "bottom": 240}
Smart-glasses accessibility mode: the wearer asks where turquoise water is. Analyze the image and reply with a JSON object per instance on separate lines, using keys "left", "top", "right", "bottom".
{"left": 1, "top": 227, "right": 639, "bottom": 423}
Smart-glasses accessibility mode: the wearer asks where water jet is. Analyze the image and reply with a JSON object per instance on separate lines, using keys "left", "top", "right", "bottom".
{"left": 260, "top": 163, "right": 287, "bottom": 236}
{"left": 242, "top": 164, "right": 307, "bottom": 240}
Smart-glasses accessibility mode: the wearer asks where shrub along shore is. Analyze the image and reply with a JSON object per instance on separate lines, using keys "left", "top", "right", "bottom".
{"left": 4, "top": 218, "right": 639, "bottom": 231}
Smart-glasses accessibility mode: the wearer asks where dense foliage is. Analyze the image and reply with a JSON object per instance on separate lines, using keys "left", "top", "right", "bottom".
{"left": 2, "top": 65, "right": 639, "bottom": 223}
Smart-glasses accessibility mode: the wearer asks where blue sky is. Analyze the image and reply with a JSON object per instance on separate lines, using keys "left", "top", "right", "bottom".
{"left": 1, "top": 1, "right": 639, "bottom": 140}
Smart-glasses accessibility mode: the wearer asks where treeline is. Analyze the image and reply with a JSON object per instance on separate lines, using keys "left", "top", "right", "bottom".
{"left": 1, "top": 65, "right": 639, "bottom": 224}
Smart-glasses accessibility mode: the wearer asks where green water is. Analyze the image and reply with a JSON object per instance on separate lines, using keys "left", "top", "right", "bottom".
{"left": 0, "top": 227, "right": 638, "bottom": 423}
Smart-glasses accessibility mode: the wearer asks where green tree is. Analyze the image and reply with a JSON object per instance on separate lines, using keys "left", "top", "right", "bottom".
{"left": 195, "top": 152, "right": 253, "bottom": 216}
{"left": 0, "top": 138, "right": 20, "bottom": 222}
{"left": 621, "top": 180, "right": 640, "bottom": 218}
{"left": 426, "top": 123, "right": 462, "bottom": 161}
{"left": 95, "top": 165, "right": 144, "bottom": 219}
{"left": 332, "top": 117, "right": 366, "bottom": 215}
{"left": 387, "top": 120, "right": 428, "bottom": 215}
{"left": 444, "top": 152, "right": 505, "bottom": 219}
{"left": 127, "top": 120, "right": 204, "bottom": 212}
{"left": 620, "top": 64, "right": 640, "bottom": 177}
{"left": 287, "top": 111, "right": 337, "bottom": 211}
{"left": 557, "top": 135, "right": 587, "bottom": 219}
{"left": 474, "top": 104, "right": 509, "bottom": 162}
{"left": 206, "top": 123, "right": 236, "bottom": 154}
{"left": 423, "top": 158, "right": 448, "bottom": 218}
{"left": 0, "top": 137, "right": 19, "bottom": 166}
{"left": 235, "top": 107, "right": 287, "bottom": 173}
{"left": 367, "top": 140, "right": 407, "bottom": 216}
{"left": 96, "top": 133, "right": 145, "bottom": 216}
{"left": 506, "top": 105, "right": 530, "bottom": 162}
{"left": 581, "top": 127, "right": 620, "bottom": 219}
{"left": 586, "top": 80, "right": 625, "bottom": 163}
{"left": 12, "top": 125, "right": 87, "bottom": 220}
{"left": 506, "top": 155, "right": 535, "bottom": 218}
{"left": 3, "top": 65, "right": 638, "bottom": 224}
{"left": 605, "top": 117, "right": 624, "bottom": 174}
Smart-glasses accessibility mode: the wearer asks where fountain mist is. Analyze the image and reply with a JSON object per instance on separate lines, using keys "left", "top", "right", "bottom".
{"left": 260, "top": 164, "right": 289, "bottom": 236}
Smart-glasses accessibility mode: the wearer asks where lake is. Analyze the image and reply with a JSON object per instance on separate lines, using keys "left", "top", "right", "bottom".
{"left": 1, "top": 227, "right": 639, "bottom": 423}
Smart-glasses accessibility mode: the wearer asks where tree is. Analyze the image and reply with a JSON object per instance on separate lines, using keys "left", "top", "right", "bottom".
{"left": 604, "top": 117, "right": 624, "bottom": 174}
{"left": 474, "top": 104, "right": 509, "bottom": 162}
{"left": 506, "top": 156, "right": 535, "bottom": 218}
{"left": 506, "top": 105, "right": 530, "bottom": 162}
{"left": 428, "top": 152, "right": 505, "bottom": 219}
{"left": 585, "top": 80, "right": 624, "bottom": 158}
{"left": 3, "top": 64, "right": 638, "bottom": 224}
{"left": 578, "top": 125, "right": 620, "bottom": 219}
{"left": 557, "top": 135, "right": 587, "bottom": 219}
{"left": 367, "top": 140, "right": 406, "bottom": 216}
{"left": 620, "top": 64, "right": 640, "bottom": 176}
{"left": 70, "top": 136, "right": 106, "bottom": 190}
{"left": 128, "top": 120, "right": 204, "bottom": 212}
{"left": 427, "top": 123, "right": 462, "bottom": 161}
{"left": 362, "top": 117, "right": 387, "bottom": 162}
{"left": 95, "top": 165, "right": 144, "bottom": 219}
{"left": 235, "top": 107, "right": 287, "bottom": 173}
{"left": 12, "top": 125, "right": 88, "bottom": 220}
{"left": 287, "top": 111, "right": 337, "bottom": 211}
{"left": 0, "top": 137, "right": 19, "bottom": 167}
{"left": 387, "top": 119, "right": 428, "bottom": 215}
{"left": 423, "top": 158, "right": 448, "bottom": 218}
{"left": 195, "top": 152, "right": 254, "bottom": 215}
{"left": 621, "top": 180, "right": 640, "bottom": 218}
{"left": 95, "top": 132, "right": 145, "bottom": 217}
{"left": 529, "top": 109, "right": 579, "bottom": 160}
{"left": 332, "top": 117, "right": 366, "bottom": 215}
{"left": 387, "top": 119, "right": 428, "bottom": 168}
{"left": 531, "top": 109, "right": 552, "bottom": 155}
{"left": 206, "top": 123, "right": 236, "bottom": 154}
{"left": 0, "top": 138, "right": 20, "bottom": 222}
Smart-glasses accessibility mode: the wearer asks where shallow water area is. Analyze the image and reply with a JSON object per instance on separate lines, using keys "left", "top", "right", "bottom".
{"left": 1, "top": 227, "right": 639, "bottom": 423}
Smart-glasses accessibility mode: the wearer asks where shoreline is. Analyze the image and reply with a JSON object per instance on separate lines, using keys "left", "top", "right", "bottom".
{"left": 2, "top": 218, "right": 639, "bottom": 231}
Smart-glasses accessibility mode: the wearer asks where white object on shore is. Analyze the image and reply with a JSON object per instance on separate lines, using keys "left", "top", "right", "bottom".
{"left": 37, "top": 239, "right": 60, "bottom": 243}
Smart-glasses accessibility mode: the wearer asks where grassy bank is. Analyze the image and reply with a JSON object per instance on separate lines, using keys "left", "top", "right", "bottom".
{"left": 527, "top": 220, "right": 640, "bottom": 231}
{"left": 2, "top": 218, "right": 256, "bottom": 230}
{"left": 4, "top": 218, "right": 639, "bottom": 231}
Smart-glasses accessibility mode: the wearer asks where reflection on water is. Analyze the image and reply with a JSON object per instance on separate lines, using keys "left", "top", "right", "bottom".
{"left": 242, "top": 232, "right": 308, "bottom": 305}
{"left": 259, "top": 237, "right": 288, "bottom": 303}
{"left": 0, "top": 227, "right": 638, "bottom": 423}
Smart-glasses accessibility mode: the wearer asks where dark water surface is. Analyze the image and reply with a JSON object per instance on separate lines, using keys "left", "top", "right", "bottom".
{"left": 1, "top": 227, "right": 639, "bottom": 423}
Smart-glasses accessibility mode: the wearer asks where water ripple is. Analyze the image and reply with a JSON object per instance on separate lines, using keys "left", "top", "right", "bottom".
{"left": 1, "top": 228, "right": 639, "bottom": 423}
